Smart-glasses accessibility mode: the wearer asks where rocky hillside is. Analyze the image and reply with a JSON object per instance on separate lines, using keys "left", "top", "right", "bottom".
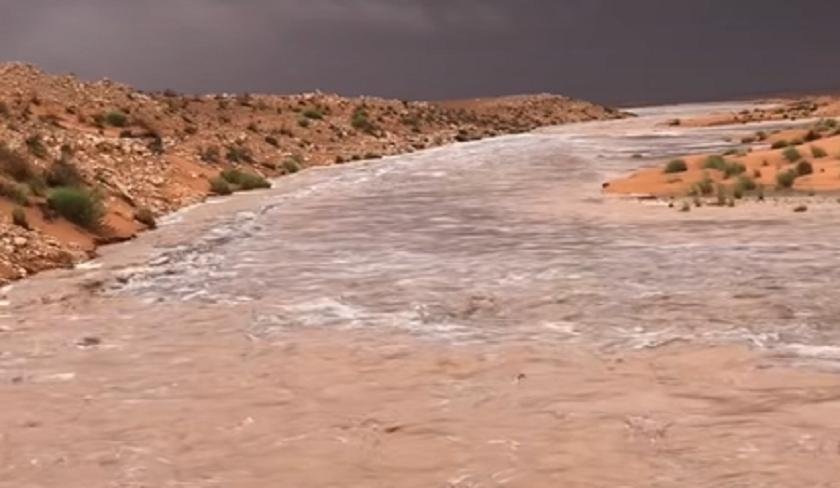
{"left": 0, "top": 63, "right": 626, "bottom": 282}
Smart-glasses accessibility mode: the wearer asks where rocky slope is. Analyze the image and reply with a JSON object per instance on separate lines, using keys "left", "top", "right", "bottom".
{"left": 0, "top": 63, "right": 626, "bottom": 283}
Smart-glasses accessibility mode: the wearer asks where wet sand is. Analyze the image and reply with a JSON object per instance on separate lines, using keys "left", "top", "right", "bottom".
{"left": 4, "top": 102, "right": 840, "bottom": 487}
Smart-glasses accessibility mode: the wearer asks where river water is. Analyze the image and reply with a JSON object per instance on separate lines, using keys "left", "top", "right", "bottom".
{"left": 2, "top": 103, "right": 840, "bottom": 487}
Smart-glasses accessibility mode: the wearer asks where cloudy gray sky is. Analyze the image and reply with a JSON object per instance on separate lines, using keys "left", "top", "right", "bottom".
{"left": 1, "top": 0, "right": 838, "bottom": 105}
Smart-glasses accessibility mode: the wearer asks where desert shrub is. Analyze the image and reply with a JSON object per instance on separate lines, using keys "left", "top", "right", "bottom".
{"left": 246, "top": 122, "right": 260, "bottom": 132}
{"left": 703, "top": 155, "right": 727, "bottom": 171}
{"left": 134, "top": 207, "right": 157, "bottom": 229}
{"left": 734, "top": 175, "right": 757, "bottom": 194}
{"left": 771, "top": 140, "right": 789, "bottom": 149}
{"left": 703, "top": 156, "right": 744, "bottom": 178}
{"left": 297, "top": 118, "right": 311, "bottom": 128}
{"left": 715, "top": 184, "right": 728, "bottom": 206}
{"left": 11, "top": 207, "right": 29, "bottom": 229}
{"left": 220, "top": 169, "right": 270, "bottom": 190}
{"left": 741, "top": 136, "right": 756, "bottom": 144}
{"left": 795, "top": 160, "right": 813, "bottom": 176}
{"left": 147, "top": 136, "right": 164, "bottom": 155}
{"left": 692, "top": 173, "right": 714, "bottom": 196}
{"left": 264, "top": 136, "right": 279, "bottom": 147}
{"left": 25, "top": 134, "right": 48, "bottom": 159}
{"left": 783, "top": 147, "right": 802, "bottom": 162}
{"left": 47, "top": 187, "right": 105, "bottom": 229}
{"left": 282, "top": 157, "right": 302, "bottom": 174}
{"left": 811, "top": 146, "right": 827, "bottom": 158}
{"left": 351, "top": 108, "right": 377, "bottom": 134}
{"left": 103, "top": 111, "right": 129, "bottom": 127}
{"left": 0, "top": 144, "right": 37, "bottom": 182}
{"left": 225, "top": 145, "right": 253, "bottom": 164}
{"left": 46, "top": 159, "right": 84, "bottom": 187}
{"left": 209, "top": 176, "right": 233, "bottom": 195}
{"left": 0, "top": 179, "right": 30, "bottom": 205}
{"left": 776, "top": 169, "right": 798, "bottom": 188}
{"left": 755, "top": 131, "right": 768, "bottom": 141}
{"left": 804, "top": 130, "right": 822, "bottom": 142}
{"left": 200, "top": 145, "right": 221, "bottom": 164}
{"left": 302, "top": 108, "right": 324, "bottom": 120}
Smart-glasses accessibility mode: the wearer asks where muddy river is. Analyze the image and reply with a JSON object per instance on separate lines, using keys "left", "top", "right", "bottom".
{"left": 2, "top": 103, "right": 840, "bottom": 487}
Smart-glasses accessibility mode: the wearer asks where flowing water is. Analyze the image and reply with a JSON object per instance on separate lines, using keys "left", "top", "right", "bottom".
{"left": 3, "top": 103, "right": 840, "bottom": 487}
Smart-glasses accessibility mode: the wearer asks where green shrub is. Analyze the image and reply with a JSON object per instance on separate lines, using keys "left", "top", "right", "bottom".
{"left": 703, "top": 155, "right": 727, "bottom": 171}
{"left": 693, "top": 173, "right": 714, "bottom": 196}
{"left": 225, "top": 145, "right": 253, "bottom": 164}
{"left": 209, "top": 176, "right": 233, "bottom": 195}
{"left": 783, "top": 147, "right": 802, "bottom": 162}
{"left": 134, "top": 207, "right": 157, "bottom": 229}
{"left": 734, "top": 175, "right": 757, "bottom": 195}
{"left": 282, "top": 157, "right": 302, "bottom": 174}
{"left": 776, "top": 169, "right": 797, "bottom": 188}
{"left": 302, "top": 108, "right": 324, "bottom": 120}
{"left": 0, "top": 144, "right": 37, "bottom": 182}
{"left": 771, "top": 140, "right": 789, "bottom": 149}
{"left": 703, "top": 156, "right": 744, "bottom": 178}
{"left": 25, "top": 134, "right": 48, "bottom": 159}
{"left": 103, "top": 111, "right": 129, "bottom": 127}
{"left": 47, "top": 187, "right": 105, "bottom": 229}
{"left": 811, "top": 146, "right": 828, "bottom": 158}
{"left": 220, "top": 169, "right": 270, "bottom": 190}
{"left": 351, "top": 108, "right": 377, "bottom": 134}
{"left": 795, "top": 160, "right": 813, "bottom": 176}
{"left": 11, "top": 207, "right": 29, "bottom": 229}
{"left": 0, "top": 179, "right": 30, "bottom": 205}
{"left": 200, "top": 145, "right": 221, "bottom": 164}
{"left": 664, "top": 159, "right": 688, "bottom": 173}
{"left": 46, "top": 160, "right": 84, "bottom": 187}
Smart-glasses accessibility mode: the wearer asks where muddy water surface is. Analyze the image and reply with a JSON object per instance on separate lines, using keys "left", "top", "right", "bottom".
{"left": 3, "top": 103, "right": 840, "bottom": 487}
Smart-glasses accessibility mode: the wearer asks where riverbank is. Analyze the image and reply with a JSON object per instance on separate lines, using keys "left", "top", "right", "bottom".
{"left": 0, "top": 63, "right": 626, "bottom": 283}
{"left": 605, "top": 116, "right": 840, "bottom": 200}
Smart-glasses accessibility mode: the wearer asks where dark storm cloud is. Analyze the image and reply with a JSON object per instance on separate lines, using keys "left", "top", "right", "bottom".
{"left": 1, "top": 0, "right": 839, "bottom": 104}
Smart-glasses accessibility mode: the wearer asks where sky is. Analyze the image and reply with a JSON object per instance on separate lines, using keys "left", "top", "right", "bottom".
{"left": 1, "top": 0, "right": 839, "bottom": 105}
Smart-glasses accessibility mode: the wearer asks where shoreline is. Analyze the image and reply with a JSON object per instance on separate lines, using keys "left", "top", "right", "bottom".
{"left": 0, "top": 63, "right": 626, "bottom": 284}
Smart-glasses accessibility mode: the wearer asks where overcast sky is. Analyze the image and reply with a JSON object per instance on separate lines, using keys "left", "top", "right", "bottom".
{"left": 1, "top": 0, "right": 838, "bottom": 105}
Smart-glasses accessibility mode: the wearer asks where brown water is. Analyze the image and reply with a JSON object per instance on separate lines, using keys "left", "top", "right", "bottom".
{"left": 3, "top": 103, "right": 840, "bottom": 487}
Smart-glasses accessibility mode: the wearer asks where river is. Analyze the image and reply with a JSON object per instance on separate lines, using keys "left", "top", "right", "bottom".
{"left": 2, "top": 103, "right": 840, "bottom": 487}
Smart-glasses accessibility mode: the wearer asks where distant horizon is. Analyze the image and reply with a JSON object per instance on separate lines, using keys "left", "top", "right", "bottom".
{"left": 2, "top": 1, "right": 839, "bottom": 106}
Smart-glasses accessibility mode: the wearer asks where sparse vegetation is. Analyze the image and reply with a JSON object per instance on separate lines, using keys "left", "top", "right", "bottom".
{"left": 690, "top": 172, "right": 714, "bottom": 196}
{"left": 282, "top": 156, "right": 302, "bottom": 174}
{"left": 200, "top": 145, "right": 221, "bottom": 164}
{"left": 46, "top": 159, "right": 84, "bottom": 187}
{"left": 47, "top": 187, "right": 105, "bottom": 230}
{"left": 703, "top": 155, "right": 744, "bottom": 178}
{"left": 0, "top": 144, "right": 38, "bottom": 182}
{"left": 264, "top": 136, "right": 279, "bottom": 147}
{"left": 11, "top": 207, "right": 29, "bottom": 229}
{"left": 0, "top": 179, "right": 30, "bottom": 206}
{"left": 664, "top": 159, "right": 687, "bottom": 174}
{"left": 25, "top": 134, "right": 48, "bottom": 159}
{"left": 771, "top": 140, "right": 789, "bottom": 149}
{"left": 811, "top": 146, "right": 827, "bottom": 158}
{"left": 209, "top": 176, "right": 233, "bottom": 195}
{"left": 302, "top": 108, "right": 324, "bottom": 120}
{"left": 134, "top": 207, "right": 157, "bottom": 229}
{"left": 804, "top": 130, "right": 822, "bottom": 142}
{"left": 220, "top": 169, "right": 271, "bottom": 190}
{"left": 795, "top": 160, "right": 813, "bottom": 176}
{"left": 225, "top": 145, "right": 254, "bottom": 164}
{"left": 783, "top": 147, "right": 802, "bottom": 163}
{"left": 351, "top": 107, "right": 377, "bottom": 134}
{"left": 733, "top": 175, "right": 757, "bottom": 198}
{"left": 297, "top": 117, "right": 311, "bottom": 128}
{"left": 103, "top": 111, "right": 129, "bottom": 127}
{"left": 776, "top": 169, "right": 798, "bottom": 189}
